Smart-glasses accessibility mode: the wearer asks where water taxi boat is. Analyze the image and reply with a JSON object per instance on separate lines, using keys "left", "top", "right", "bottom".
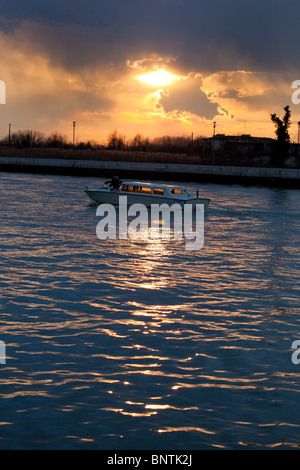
{"left": 85, "top": 176, "right": 210, "bottom": 210}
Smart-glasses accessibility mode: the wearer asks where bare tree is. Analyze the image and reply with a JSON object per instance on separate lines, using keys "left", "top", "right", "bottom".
{"left": 271, "top": 105, "right": 291, "bottom": 143}
{"left": 107, "top": 130, "right": 125, "bottom": 150}
{"left": 270, "top": 106, "right": 291, "bottom": 166}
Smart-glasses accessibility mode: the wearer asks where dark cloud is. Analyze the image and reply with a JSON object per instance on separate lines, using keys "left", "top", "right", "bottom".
{"left": 159, "top": 76, "right": 218, "bottom": 119}
{"left": 0, "top": 0, "right": 115, "bottom": 27}
{"left": 1, "top": 0, "right": 300, "bottom": 74}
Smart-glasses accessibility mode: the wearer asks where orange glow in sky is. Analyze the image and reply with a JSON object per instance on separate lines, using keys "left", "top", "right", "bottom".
{"left": 137, "top": 69, "right": 177, "bottom": 87}
{"left": 0, "top": 2, "right": 300, "bottom": 144}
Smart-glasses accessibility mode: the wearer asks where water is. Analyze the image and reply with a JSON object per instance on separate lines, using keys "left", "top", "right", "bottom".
{"left": 0, "top": 171, "right": 299, "bottom": 450}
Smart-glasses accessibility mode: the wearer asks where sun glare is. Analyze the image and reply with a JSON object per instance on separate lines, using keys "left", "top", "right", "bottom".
{"left": 137, "top": 69, "right": 177, "bottom": 87}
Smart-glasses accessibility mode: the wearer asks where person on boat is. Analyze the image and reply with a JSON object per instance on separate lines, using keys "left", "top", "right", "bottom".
{"left": 105, "top": 176, "right": 121, "bottom": 190}
{"left": 111, "top": 176, "right": 120, "bottom": 190}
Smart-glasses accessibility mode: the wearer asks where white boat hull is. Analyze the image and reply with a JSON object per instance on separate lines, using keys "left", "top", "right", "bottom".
{"left": 85, "top": 189, "right": 210, "bottom": 211}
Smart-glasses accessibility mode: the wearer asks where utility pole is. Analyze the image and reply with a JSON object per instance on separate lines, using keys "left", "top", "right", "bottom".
{"left": 8, "top": 123, "right": 11, "bottom": 146}
{"left": 212, "top": 121, "right": 216, "bottom": 165}
{"left": 72, "top": 121, "right": 76, "bottom": 156}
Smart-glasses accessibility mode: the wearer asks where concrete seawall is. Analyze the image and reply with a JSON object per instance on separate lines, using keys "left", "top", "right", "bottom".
{"left": 0, "top": 156, "right": 299, "bottom": 187}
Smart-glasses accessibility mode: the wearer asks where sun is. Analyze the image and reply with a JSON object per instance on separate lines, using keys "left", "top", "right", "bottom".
{"left": 137, "top": 69, "right": 177, "bottom": 87}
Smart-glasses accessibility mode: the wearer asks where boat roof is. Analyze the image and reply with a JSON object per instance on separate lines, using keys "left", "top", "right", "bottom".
{"left": 121, "top": 181, "right": 186, "bottom": 190}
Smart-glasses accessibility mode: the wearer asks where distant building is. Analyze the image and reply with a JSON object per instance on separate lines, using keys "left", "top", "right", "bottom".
{"left": 291, "top": 142, "right": 300, "bottom": 156}
{"left": 203, "top": 134, "right": 275, "bottom": 156}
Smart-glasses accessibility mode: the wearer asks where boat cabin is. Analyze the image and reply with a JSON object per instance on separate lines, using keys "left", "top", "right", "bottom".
{"left": 120, "top": 182, "right": 188, "bottom": 198}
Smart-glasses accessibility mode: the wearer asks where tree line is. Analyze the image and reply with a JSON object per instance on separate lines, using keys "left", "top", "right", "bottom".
{"left": 106, "top": 130, "right": 204, "bottom": 154}
{"left": 0, "top": 130, "right": 97, "bottom": 150}
{"left": 0, "top": 129, "right": 205, "bottom": 155}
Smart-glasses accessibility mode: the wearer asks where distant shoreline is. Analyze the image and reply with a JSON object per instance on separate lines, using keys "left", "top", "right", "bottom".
{"left": 0, "top": 146, "right": 201, "bottom": 165}
{"left": 0, "top": 155, "right": 299, "bottom": 188}
{"left": 0, "top": 145, "right": 296, "bottom": 168}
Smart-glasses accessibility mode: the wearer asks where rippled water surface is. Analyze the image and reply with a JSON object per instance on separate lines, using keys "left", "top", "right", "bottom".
{"left": 0, "top": 171, "right": 299, "bottom": 450}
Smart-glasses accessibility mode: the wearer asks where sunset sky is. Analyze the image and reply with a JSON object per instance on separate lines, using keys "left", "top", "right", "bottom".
{"left": 1, "top": 0, "right": 300, "bottom": 144}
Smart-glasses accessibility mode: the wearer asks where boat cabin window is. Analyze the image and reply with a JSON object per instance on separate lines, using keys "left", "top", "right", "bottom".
{"left": 170, "top": 188, "right": 182, "bottom": 195}
{"left": 153, "top": 188, "right": 164, "bottom": 195}
{"left": 139, "top": 186, "right": 152, "bottom": 194}
{"left": 121, "top": 184, "right": 151, "bottom": 193}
